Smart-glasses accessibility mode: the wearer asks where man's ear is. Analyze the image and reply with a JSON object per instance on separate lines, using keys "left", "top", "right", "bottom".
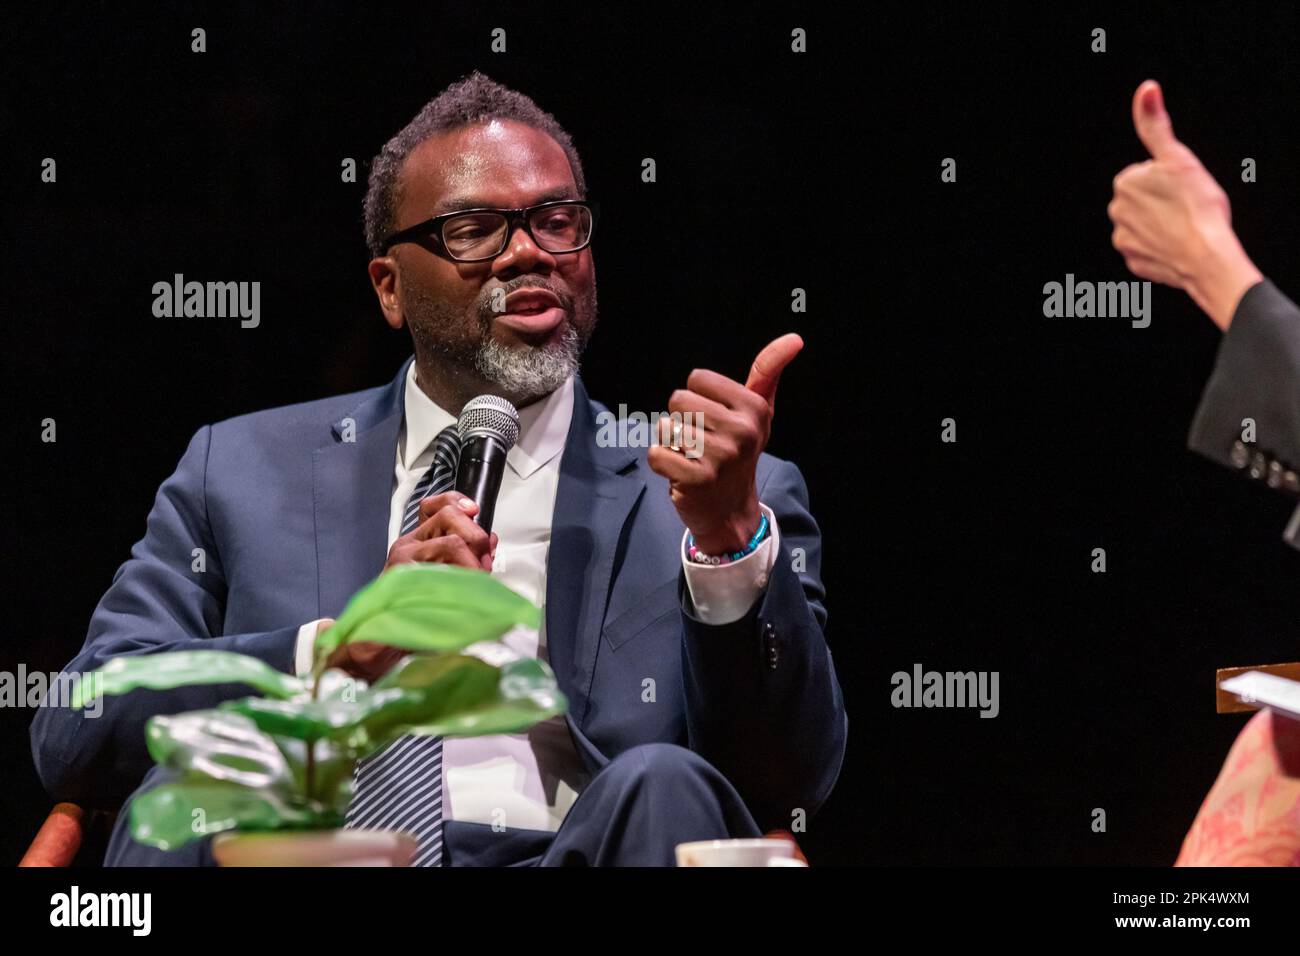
{"left": 368, "top": 255, "right": 404, "bottom": 330}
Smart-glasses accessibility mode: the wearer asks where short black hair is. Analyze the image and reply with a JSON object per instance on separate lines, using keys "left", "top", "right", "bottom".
{"left": 362, "top": 71, "right": 588, "bottom": 258}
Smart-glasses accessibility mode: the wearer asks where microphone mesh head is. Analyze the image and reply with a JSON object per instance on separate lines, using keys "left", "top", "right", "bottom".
{"left": 457, "top": 394, "right": 520, "bottom": 449}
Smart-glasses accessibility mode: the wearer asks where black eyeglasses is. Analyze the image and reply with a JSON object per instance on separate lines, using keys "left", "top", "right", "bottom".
{"left": 382, "top": 199, "right": 598, "bottom": 262}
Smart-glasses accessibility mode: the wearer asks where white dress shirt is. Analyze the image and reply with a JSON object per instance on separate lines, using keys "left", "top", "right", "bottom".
{"left": 294, "top": 363, "right": 780, "bottom": 832}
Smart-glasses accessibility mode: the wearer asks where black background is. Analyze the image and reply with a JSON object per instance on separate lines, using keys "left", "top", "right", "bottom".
{"left": 3, "top": 2, "right": 1299, "bottom": 867}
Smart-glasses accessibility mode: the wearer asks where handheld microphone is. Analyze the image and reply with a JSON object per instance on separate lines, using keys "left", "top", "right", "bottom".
{"left": 454, "top": 394, "right": 520, "bottom": 534}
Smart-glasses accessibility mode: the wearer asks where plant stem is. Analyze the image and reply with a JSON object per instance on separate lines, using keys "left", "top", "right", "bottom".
{"left": 304, "top": 635, "right": 343, "bottom": 803}
{"left": 306, "top": 741, "right": 316, "bottom": 800}
{"left": 305, "top": 671, "right": 318, "bottom": 799}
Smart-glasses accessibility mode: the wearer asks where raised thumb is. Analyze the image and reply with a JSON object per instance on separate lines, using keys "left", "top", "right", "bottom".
{"left": 1132, "top": 80, "right": 1194, "bottom": 163}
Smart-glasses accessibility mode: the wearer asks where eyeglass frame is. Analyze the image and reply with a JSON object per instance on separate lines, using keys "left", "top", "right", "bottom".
{"left": 380, "top": 199, "right": 600, "bottom": 262}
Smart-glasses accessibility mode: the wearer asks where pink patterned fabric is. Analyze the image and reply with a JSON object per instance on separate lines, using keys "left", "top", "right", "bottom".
{"left": 1176, "top": 709, "right": 1300, "bottom": 866}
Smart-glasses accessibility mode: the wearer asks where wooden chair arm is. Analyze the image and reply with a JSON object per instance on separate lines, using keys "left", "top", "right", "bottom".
{"left": 19, "top": 803, "right": 86, "bottom": 867}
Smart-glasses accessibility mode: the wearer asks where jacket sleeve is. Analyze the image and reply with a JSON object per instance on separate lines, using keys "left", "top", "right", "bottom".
{"left": 677, "top": 457, "right": 847, "bottom": 830}
{"left": 28, "top": 425, "right": 300, "bottom": 810}
{"left": 1188, "top": 279, "right": 1300, "bottom": 550}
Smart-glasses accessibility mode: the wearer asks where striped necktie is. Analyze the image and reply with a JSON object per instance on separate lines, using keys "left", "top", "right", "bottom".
{"left": 344, "top": 423, "right": 461, "bottom": 866}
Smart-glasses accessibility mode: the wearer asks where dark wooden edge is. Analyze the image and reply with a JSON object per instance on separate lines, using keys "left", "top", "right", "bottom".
{"left": 1215, "top": 662, "right": 1300, "bottom": 713}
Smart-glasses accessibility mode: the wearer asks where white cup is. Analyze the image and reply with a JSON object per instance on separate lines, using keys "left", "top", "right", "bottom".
{"left": 674, "top": 838, "right": 802, "bottom": 867}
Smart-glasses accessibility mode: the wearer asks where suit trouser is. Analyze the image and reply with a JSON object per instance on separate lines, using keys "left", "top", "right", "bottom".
{"left": 104, "top": 742, "right": 760, "bottom": 866}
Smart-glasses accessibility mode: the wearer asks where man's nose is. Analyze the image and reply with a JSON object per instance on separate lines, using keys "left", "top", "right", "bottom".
{"left": 491, "top": 222, "right": 556, "bottom": 276}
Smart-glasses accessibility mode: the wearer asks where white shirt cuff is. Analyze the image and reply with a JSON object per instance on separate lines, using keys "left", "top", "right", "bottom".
{"left": 681, "top": 503, "right": 780, "bottom": 625}
{"left": 294, "top": 619, "right": 332, "bottom": 678}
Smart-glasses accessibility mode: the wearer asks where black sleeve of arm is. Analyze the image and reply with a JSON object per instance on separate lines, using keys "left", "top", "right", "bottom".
{"left": 1187, "top": 279, "right": 1300, "bottom": 549}
{"left": 1189, "top": 278, "right": 1300, "bottom": 478}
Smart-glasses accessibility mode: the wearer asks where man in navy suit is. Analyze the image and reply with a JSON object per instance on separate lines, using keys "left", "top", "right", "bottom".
{"left": 30, "top": 72, "right": 847, "bottom": 866}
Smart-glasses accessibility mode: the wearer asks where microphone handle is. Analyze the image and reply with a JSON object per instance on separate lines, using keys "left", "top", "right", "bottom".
{"left": 454, "top": 434, "right": 510, "bottom": 534}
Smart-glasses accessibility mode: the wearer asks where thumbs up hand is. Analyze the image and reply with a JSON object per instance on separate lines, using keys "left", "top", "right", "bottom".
{"left": 1109, "top": 80, "right": 1261, "bottom": 330}
{"left": 648, "top": 334, "right": 803, "bottom": 554}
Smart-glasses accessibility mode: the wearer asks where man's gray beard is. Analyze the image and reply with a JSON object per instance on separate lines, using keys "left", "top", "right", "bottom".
{"left": 404, "top": 279, "right": 596, "bottom": 405}
{"left": 473, "top": 319, "right": 582, "bottom": 401}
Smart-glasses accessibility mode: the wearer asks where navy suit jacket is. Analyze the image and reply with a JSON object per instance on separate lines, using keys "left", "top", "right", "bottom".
{"left": 1188, "top": 279, "right": 1300, "bottom": 550}
{"left": 31, "top": 359, "right": 847, "bottom": 832}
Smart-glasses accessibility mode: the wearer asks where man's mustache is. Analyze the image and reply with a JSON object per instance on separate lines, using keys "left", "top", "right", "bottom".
{"left": 478, "top": 281, "right": 574, "bottom": 324}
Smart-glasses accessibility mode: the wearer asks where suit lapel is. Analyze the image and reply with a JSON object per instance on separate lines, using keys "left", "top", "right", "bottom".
{"left": 312, "top": 358, "right": 411, "bottom": 618}
{"left": 546, "top": 377, "right": 645, "bottom": 728}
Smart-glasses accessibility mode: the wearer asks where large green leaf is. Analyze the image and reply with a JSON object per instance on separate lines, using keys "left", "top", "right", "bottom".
{"left": 219, "top": 682, "right": 406, "bottom": 744}
{"left": 221, "top": 655, "right": 567, "bottom": 756}
{"left": 366, "top": 654, "right": 568, "bottom": 748}
{"left": 314, "top": 564, "right": 541, "bottom": 669}
{"left": 143, "top": 709, "right": 356, "bottom": 816}
{"left": 71, "top": 650, "right": 304, "bottom": 708}
{"left": 130, "top": 780, "right": 339, "bottom": 851}
{"left": 145, "top": 710, "right": 297, "bottom": 792}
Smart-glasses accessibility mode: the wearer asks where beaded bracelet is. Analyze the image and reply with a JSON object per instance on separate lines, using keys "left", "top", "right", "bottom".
{"left": 687, "top": 513, "right": 770, "bottom": 566}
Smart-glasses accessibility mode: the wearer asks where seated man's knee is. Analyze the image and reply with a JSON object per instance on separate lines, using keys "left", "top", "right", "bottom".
{"left": 621, "top": 743, "right": 714, "bottom": 782}
{"left": 604, "top": 743, "right": 740, "bottom": 808}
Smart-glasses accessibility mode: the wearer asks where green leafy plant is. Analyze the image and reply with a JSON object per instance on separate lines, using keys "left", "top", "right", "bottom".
{"left": 72, "top": 564, "right": 566, "bottom": 851}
